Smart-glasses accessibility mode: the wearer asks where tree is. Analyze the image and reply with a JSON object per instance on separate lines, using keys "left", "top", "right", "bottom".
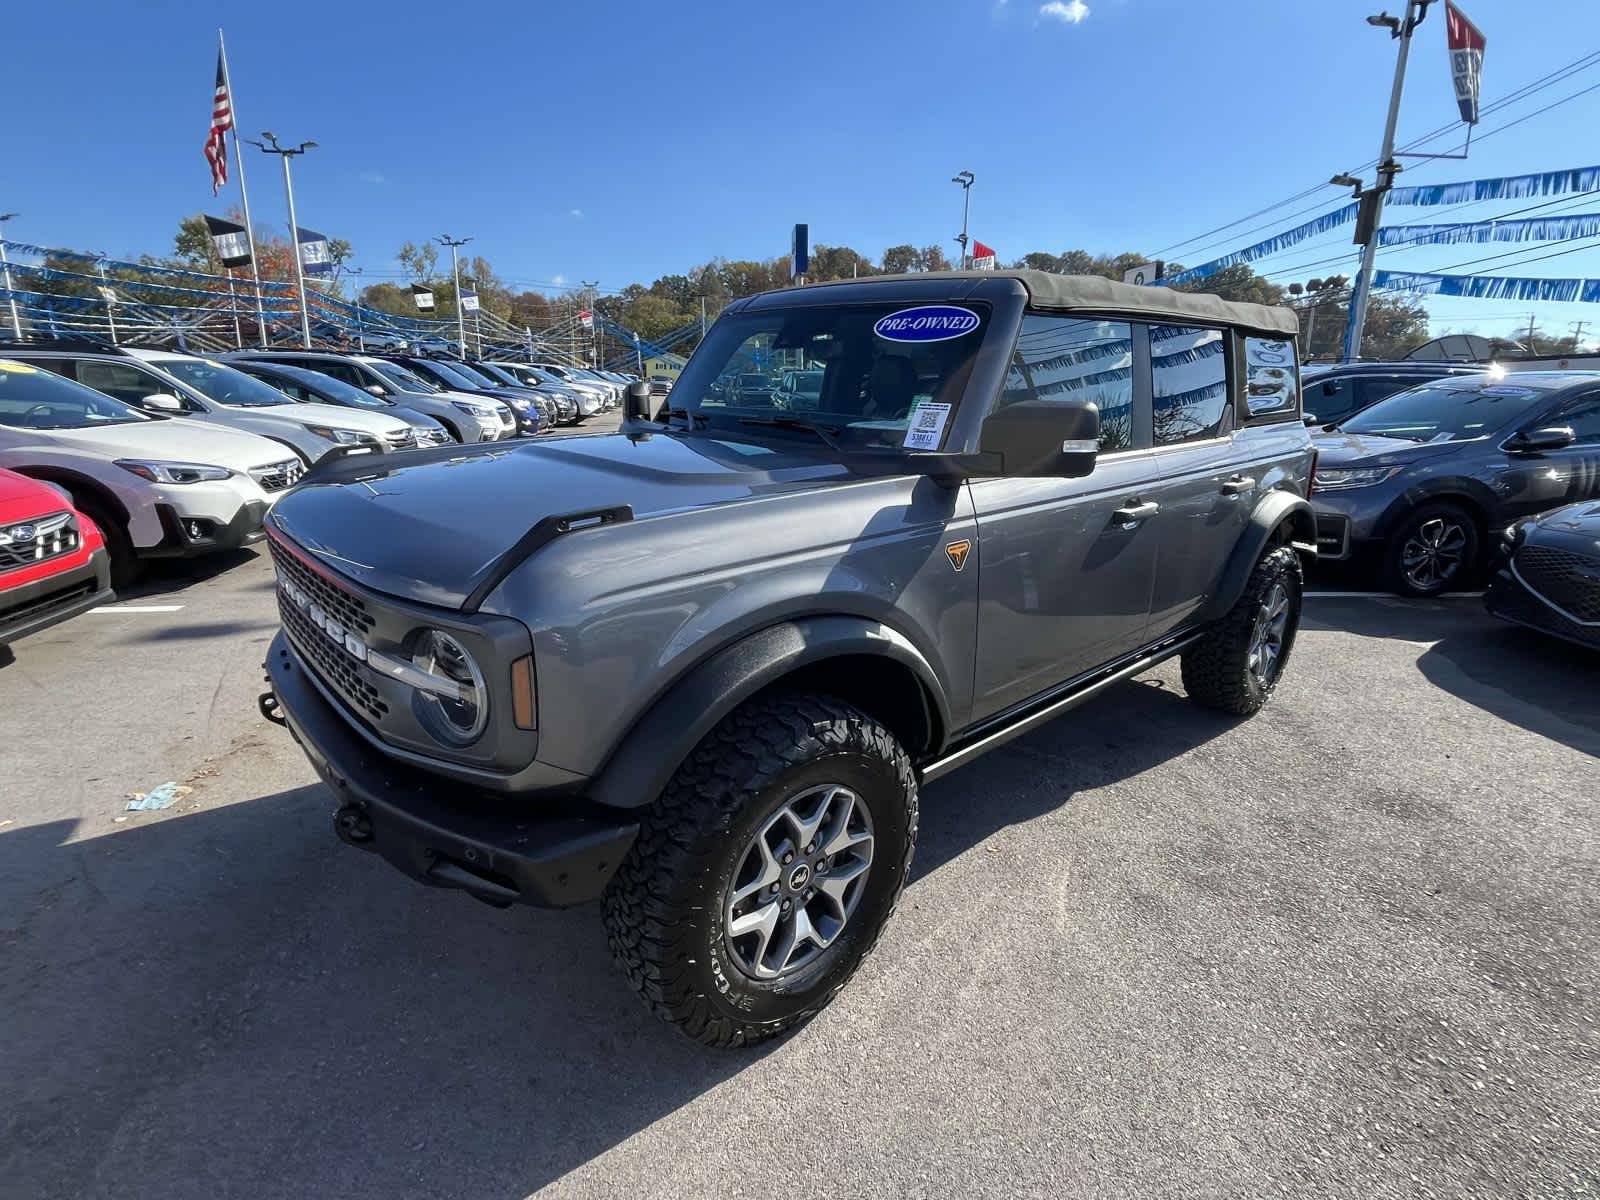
{"left": 881, "top": 244, "right": 918, "bottom": 275}
{"left": 1167, "top": 262, "right": 1285, "bottom": 307}
{"left": 1289, "top": 276, "right": 1428, "bottom": 361}
{"left": 397, "top": 240, "right": 439, "bottom": 281}
{"left": 917, "top": 245, "right": 951, "bottom": 272}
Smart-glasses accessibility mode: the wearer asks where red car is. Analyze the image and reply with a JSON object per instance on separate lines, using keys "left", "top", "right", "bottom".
{"left": 0, "top": 467, "right": 113, "bottom": 647}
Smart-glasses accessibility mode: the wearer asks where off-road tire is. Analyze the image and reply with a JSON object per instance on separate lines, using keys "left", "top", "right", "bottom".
{"left": 602, "top": 690, "right": 918, "bottom": 1048}
{"left": 1381, "top": 501, "right": 1481, "bottom": 597}
{"left": 1181, "top": 544, "right": 1302, "bottom": 716}
{"left": 74, "top": 496, "right": 142, "bottom": 589}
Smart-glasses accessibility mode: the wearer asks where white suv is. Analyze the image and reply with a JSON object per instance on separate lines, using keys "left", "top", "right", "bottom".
{"left": 0, "top": 358, "right": 304, "bottom": 584}
{"left": 14, "top": 348, "right": 419, "bottom": 464}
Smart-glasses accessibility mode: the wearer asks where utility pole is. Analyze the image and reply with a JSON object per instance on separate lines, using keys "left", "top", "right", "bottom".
{"left": 700, "top": 295, "right": 707, "bottom": 337}
{"left": 1340, "top": 1, "right": 1433, "bottom": 362}
{"left": 1570, "top": 320, "right": 1587, "bottom": 350}
{"left": 217, "top": 29, "right": 268, "bottom": 347}
{"left": 1527, "top": 313, "right": 1537, "bottom": 354}
{"left": 248, "top": 132, "right": 319, "bottom": 348}
{"left": 0, "top": 213, "right": 21, "bottom": 338}
{"left": 436, "top": 234, "right": 472, "bottom": 359}
{"left": 951, "top": 171, "right": 974, "bottom": 270}
{"left": 582, "top": 279, "right": 599, "bottom": 368}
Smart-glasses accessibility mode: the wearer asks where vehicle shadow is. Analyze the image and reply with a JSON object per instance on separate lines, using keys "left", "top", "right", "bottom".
{"left": 116, "top": 546, "right": 265, "bottom": 601}
{"left": 0, "top": 674, "right": 1231, "bottom": 1200}
{"left": 1302, "top": 597, "right": 1600, "bottom": 757}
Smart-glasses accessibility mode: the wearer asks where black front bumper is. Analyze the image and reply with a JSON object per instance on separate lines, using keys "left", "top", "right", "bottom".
{"left": 1485, "top": 567, "right": 1600, "bottom": 651}
{"left": 0, "top": 548, "right": 113, "bottom": 645}
{"left": 144, "top": 501, "right": 270, "bottom": 559}
{"left": 264, "top": 632, "right": 637, "bottom": 908}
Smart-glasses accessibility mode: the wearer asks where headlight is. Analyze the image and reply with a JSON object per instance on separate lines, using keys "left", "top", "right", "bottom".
{"left": 452, "top": 400, "right": 494, "bottom": 417}
{"left": 114, "top": 459, "right": 232, "bottom": 484}
{"left": 409, "top": 629, "right": 488, "bottom": 744}
{"left": 304, "top": 424, "right": 375, "bottom": 445}
{"left": 1311, "top": 465, "right": 1405, "bottom": 492}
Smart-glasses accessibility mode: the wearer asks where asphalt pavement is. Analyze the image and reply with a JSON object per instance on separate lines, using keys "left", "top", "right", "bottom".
{"left": 2, "top": 457, "right": 1597, "bottom": 1198}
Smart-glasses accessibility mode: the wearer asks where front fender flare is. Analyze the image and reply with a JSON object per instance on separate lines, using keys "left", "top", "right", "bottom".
{"left": 1196, "top": 490, "right": 1315, "bottom": 624}
{"left": 585, "top": 616, "right": 950, "bottom": 811}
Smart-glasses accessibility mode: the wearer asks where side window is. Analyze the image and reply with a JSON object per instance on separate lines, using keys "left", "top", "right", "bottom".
{"left": 75, "top": 361, "right": 182, "bottom": 409}
{"left": 1150, "top": 324, "right": 1229, "bottom": 444}
{"left": 1001, "top": 314, "right": 1133, "bottom": 450}
{"left": 1244, "top": 336, "right": 1298, "bottom": 418}
{"left": 1312, "top": 376, "right": 1355, "bottom": 422}
{"left": 1554, "top": 396, "right": 1600, "bottom": 444}
{"left": 1356, "top": 377, "right": 1408, "bottom": 411}
{"left": 319, "top": 362, "right": 367, "bottom": 389}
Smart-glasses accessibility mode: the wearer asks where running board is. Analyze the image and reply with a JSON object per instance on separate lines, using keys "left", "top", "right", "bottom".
{"left": 919, "top": 631, "right": 1203, "bottom": 784}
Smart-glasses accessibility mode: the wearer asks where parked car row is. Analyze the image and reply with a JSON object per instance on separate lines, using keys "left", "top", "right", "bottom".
{"left": 0, "top": 337, "right": 634, "bottom": 635}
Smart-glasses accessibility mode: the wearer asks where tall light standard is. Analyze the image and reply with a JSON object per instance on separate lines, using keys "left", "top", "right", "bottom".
{"left": 582, "top": 279, "right": 599, "bottom": 367}
{"left": 247, "top": 132, "right": 318, "bottom": 348}
{"left": 0, "top": 213, "right": 21, "bottom": 338}
{"left": 951, "top": 171, "right": 975, "bottom": 270}
{"left": 436, "top": 234, "right": 472, "bottom": 358}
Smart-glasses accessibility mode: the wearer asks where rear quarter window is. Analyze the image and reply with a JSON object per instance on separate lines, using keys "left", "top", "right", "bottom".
{"left": 1244, "top": 337, "right": 1299, "bottom": 420}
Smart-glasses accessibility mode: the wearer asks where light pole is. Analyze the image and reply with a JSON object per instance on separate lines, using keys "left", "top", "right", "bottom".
{"left": 248, "top": 132, "right": 318, "bottom": 348}
{"left": 1339, "top": 1, "right": 1433, "bottom": 361}
{"left": 436, "top": 234, "right": 472, "bottom": 358}
{"left": 582, "top": 279, "right": 599, "bottom": 367}
{"left": 0, "top": 213, "right": 21, "bottom": 338}
{"left": 951, "top": 171, "right": 974, "bottom": 270}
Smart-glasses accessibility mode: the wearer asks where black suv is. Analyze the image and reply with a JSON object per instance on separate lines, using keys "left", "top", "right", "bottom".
{"left": 1301, "top": 361, "right": 1484, "bottom": 430}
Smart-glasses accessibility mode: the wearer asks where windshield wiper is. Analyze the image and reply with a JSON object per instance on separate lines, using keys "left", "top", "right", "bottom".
{"left": 736, "top": 414, "right": 844, "bottom": 452}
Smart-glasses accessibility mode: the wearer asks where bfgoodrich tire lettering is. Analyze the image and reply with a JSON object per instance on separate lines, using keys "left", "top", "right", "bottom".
{"left": 602, "top": 690, "right": 917, "bottom": 1048}
{"left": 1181, "top": 544, "right": 1302, "bottom": 716}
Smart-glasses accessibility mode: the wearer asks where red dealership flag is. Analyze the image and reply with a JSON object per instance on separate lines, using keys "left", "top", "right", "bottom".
{"left": 204, "top": 51, "right": 233, "bottom": 194}
{"left": 1444, "top": 1, "right": 1486, "bottom": 125}
{"left": 971, "top": 240, "right": 997, "bottom": 270}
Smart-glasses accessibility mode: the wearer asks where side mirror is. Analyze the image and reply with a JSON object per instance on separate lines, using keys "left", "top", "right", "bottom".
{"left": 142, "top": 392, "right": 184, "bottom": 412}
{"left": 365, "top": 384, "right": 388, "bottom": 397}
{"left": 979, "top": 399, "right": 1099, "bottom": 478}
{"left": 624, "top": 379, "right": 665, "bottom": 422}
{"left": 1507, "top": 425, "right": 1575, "bottom": 453}
{"left": 1302, "top": 412, "right": 1320, "bottom": 426}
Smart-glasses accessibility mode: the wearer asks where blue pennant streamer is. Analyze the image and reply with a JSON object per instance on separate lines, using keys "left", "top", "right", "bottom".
{"left": 1374, "top": 270, "right": 1600, "bottom": 303}
{"left": 1159, "top": 204, "right": 1360, "bottom": 287}
{"left": 1389, "top": 164, "right": 1600, "bottom": 207}
{"left": 1377, "top": 211, "right": 1600, "bottom": 247}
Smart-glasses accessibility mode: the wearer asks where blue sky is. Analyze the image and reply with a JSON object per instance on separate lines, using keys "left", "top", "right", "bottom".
{"left": 4, "top": 0, "right": 1598, "bottom": 342}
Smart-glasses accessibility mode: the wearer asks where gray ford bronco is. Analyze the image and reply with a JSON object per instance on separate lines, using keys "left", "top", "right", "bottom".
{"left": 260, "top": 270, "right": 1315, "bottom": 1046}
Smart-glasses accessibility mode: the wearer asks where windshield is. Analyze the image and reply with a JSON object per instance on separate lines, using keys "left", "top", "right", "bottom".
{"left": 265, "top": 365, "right": 391, "bottom": 409}
{"left": 0, "top": 360, "right": 150, "bottom": 428}
{"left": 160, "top": 359, "right": 292, "bottom": 407}
{"left": 370, "top": 361, "right": 440, "bottom": 393}
{"left": 670, "top": 302, "right": 991, "bottom": 450}
{"left": 444, "top": 361, "right": 502, "bottom": 388}
{"left": 415, "top": 359, "right": 485, "bottom": 390}
{"left": 1340, "top": 378, "right": 1556, "bottom": 443}
{"left": 474, "top": 362, "right": 521, "bottom": 386}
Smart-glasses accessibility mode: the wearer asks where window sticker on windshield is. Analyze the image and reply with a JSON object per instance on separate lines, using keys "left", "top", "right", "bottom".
{"left": 902, "top": 400, "right": 951, "bottom": 450}
{"left": 0, "top": 361, "right": 38, "bottom": 373}
{"left": 874, "top": 305, "right": 981, "bottom": 344}
{"left": 1481, "top": 385, "right": 1534, "bottom": 397}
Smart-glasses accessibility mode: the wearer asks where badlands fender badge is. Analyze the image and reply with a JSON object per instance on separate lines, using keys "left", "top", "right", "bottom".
{"left": 945, "top": 540, "right": 972, "bottom": 572}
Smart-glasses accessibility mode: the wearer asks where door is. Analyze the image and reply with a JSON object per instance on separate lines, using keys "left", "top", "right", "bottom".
{"left": 1144, "top": 324, "right": 1253, "bottom": 636}
{"left": 969, "top": 314, "right": 1160, "bottom": 720}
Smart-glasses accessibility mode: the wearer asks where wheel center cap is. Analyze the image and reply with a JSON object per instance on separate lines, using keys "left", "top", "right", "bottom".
{"left": 788, "top": 863, "right": 812, "bottom": 891}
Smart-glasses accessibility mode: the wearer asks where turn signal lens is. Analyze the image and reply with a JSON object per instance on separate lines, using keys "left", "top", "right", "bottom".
{"left": 510, "top": 655, "right": 537, "bottom": 730}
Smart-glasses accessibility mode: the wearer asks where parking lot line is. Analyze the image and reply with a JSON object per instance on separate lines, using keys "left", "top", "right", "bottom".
{"left": 89, "top": 604, "right": 186, "bottom": 614}
{"left": 1304, "top": 590, "right": 1484, "bottom": 599}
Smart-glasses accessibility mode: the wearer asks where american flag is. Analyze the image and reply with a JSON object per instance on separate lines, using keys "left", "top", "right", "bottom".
{"left": 203, "top": 52, "right": 232, "bottom": 195}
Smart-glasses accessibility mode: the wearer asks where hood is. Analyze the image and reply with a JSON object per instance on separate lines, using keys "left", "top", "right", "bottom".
{"left": 27, "top": 416, "right": 299, "bottom": 471}
{"left": 263, "top": 401, "right": 414, "bottom": 441}
{"left": 1312, "top": 430, "right": 1462, "bottom": 468}
{"left": 269, "top": 431, "right": 854, "bottom": 608}
{"left": 1519, "top": 499, "right": 1600, "bottom": 551}
{"left": 0, "top": 467, "right": 73, "bottom": 524}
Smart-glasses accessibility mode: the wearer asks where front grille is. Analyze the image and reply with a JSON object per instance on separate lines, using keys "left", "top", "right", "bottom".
{"left": 250, "top": 459, "right": 306, "bottom": 493}
{"left": 0, "top": 512, "right": 78, "bottom": 572}
{"left": 1513, "top": 545, "right": 1600, "bottom": 624}
{"left": 269, "top": 537, "right": 374, "bottom": 634}
{"left": 385, "top": 427, "right": 416, "bottom": 450}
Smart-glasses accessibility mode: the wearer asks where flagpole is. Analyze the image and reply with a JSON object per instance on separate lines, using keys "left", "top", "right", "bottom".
{"left": 218, "top": 28, "right": 268, "bottom": 347}
{"left": 226, "top": 269, "right": 243, "bottom": 348}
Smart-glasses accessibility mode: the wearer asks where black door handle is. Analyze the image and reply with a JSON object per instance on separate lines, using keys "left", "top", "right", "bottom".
{"left": 1220, "top": 475, "right": 1256, "bottom": 496}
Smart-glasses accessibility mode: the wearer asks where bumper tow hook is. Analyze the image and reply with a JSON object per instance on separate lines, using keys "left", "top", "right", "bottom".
{"left": 334, "top": 805, "right": 374, "bottom": 845}
{"left": 258, "top": 688, "right": 287, "bottom": 727}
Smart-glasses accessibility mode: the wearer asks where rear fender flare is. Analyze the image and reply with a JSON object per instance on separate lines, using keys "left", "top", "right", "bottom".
{"left": 585, "top": 616, "right": 949, "bottom": 811}
{"left": 1197, "top": 491, "right": 1315, "bottom": 624}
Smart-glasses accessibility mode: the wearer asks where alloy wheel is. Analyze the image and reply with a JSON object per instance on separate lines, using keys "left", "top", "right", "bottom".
{"left": 724, "top": 784, "right": 875, "bottom": 980}
{"left": 1247, "top": 581, "right": 1291, "bottom": 685}
{"left": 1401, "top": 517, "right": 1468, "bottom": 591}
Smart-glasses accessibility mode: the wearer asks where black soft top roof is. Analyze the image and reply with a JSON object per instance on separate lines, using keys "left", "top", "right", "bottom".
{"left": 787, "top": 269, "right": 1301, "bottom": 338}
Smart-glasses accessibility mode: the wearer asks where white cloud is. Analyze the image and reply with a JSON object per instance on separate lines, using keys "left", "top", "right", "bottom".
{"left": 569, "top": 208, "right": 584, "bottom": 219}
{"left": 358, "top": 170, "right": 386, "bottom": 184}
{"left": 551, "top": 274, "right": 567, "bottom": 285}
{"left": 1038, "top": 0, "right": 1089, "bottom": 23}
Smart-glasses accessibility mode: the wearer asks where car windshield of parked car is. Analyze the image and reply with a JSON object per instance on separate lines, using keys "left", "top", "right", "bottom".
{"left": 670, "top": 302, "right": 991, "bottom": 451}
{"left": 1339, "top": 378, "right": 1557, "bottom": 443}
{"left": 271, "top": 366, "right": 391, "bottom": 409}
{"left": 160, "top": 359, "right": 293, "bottom": 407}
{"left": 370, "top": 361, "right": 439, "bottom": 393}
{"left": 0, "top": 360, "right": 150, "bottom": 428}
{"left": 473, "top": 363, "right": 521, "bottom": 386}
{"left": 417, "top": 360, "right": 485, "bottom": 389}
{"left": 445, "top": 361, "right": 503, "bottom": 388}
